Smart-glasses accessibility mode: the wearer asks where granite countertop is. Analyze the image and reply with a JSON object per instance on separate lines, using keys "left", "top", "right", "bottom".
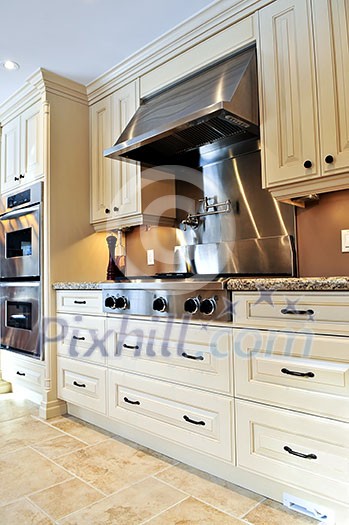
{"left": 53, "top": 282, "right": 104, "bottom": 290}
{"left": 226, "top": 276, "right": 349, "bottom": 291}
{"left": 53, "top": 277, "right": 349, "bottom": 292}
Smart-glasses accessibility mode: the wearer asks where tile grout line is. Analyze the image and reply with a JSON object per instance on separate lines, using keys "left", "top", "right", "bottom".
{"left": 52, "top": 472, "right": 188, "bottom": 523}
{"left": 24, "top": 495, "right": 56, "bottom": 523}
{"left": 30, "top": 414, "right": 112, "bottom": 445}
{"left": 240, "top": 497, "right": 267, "bottom": 520}
{"left": 182, "top": 495, "right": 259, "bottom": 523}
{"left": 145, "top": 474, "right": 251, "bottom": 525}
{"left": 139, "top": 495, "right": 190, "bottom": 525}
{"left": 151, "top": 472, "right": 267, "bottom": 522}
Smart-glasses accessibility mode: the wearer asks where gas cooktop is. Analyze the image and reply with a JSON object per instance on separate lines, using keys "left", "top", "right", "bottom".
{"left": 102, "top": 275, "right": 231, "bottom": 322}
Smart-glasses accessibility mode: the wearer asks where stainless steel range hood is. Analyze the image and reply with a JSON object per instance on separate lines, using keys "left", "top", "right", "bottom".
{"left": 104, "top": 46, "right": 259, "bottom": 166}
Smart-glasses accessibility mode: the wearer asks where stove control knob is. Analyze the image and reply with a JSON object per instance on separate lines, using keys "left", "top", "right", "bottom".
{"left": 184, "top": 297, "right": 200, "bottom": 314}
{"left": 114, "top": 296, "right": 128, "bottom": 310}
{"left": 105, "top": 295, "right": 117, "bottom": 309}
{"left": 153, "top": 297, "right": 167, "bottom": 312}
{"left": 200, "top": 298, "right": 216, "bottom": 316}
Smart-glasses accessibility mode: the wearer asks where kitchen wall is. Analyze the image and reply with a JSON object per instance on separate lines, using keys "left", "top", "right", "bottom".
{"left": 125, "top": 190, "right": 349, "bottom": 278}
{"left": 296, "top": 189, "right": 349, "bottom": 277}
{"left": 126, "top": 225, "right": 178, "bottom": 276}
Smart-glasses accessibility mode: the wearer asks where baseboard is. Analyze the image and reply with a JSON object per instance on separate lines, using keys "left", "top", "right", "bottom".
{"left": 39, "top": 398, "right": 67, "bottom": 419}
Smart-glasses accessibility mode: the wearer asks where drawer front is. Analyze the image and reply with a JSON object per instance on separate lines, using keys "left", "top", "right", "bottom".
{"left": 1, "top": 351, "right": 44, "bottom": 393}
{"left": 57, "top": 357, "right": 106, "bottom": 414}
{"left": 108, "top": 370, "right": 233, "bottom": 461}
{"left": 234, "top": 330, "right": 349, "bottom": 422}
{"left": 234, "top": 292, "right": 349, "bottom": 335}
{"left": 57, "top": 314, "right": 106, "bottom": 364}
{"left": 56, "top": 291, "right": 102, "bottom": 314}
{"left": 106, "top": 319, "right": 232, "bottom": 393}
{"left": 236, "top": 400, "right": 349, "bottom": 503}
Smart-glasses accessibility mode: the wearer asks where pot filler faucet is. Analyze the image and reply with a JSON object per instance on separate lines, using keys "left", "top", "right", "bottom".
{"left": 181, "top": 196, "right": 232, "bottom": 230}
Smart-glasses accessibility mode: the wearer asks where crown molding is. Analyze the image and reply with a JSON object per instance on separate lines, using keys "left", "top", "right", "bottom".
{"left": 37, "top": 69, "right": 88, "bottom": 105}
{"left": 0, "top": 68, "right": 87, "bottom": 124}
{"left": 86, "top": 0, "right": 273, "bottom": 104}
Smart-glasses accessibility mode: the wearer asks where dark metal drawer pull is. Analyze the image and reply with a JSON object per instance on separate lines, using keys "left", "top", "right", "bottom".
{"left": 183, "top": 415, "right": 206, "bottom": 426}
{"left": 284, "top": 446, "right": 317, "bottom": 460}
{"left": 281, "top": 368, "right": 315, "bottom": 378}
{"left": 281, "top": 308, "right": 314, "bottom": 316}
{"left": 74, "top": 300, "right": 87, "bottom": 304}
{"left": 72, "top": 336, "right": 86, "bottom": 341}
{"left": 181, "top": 352, "right": 204, "bottom": 361}
{"left": 123, "top": 343, "right": 139, "bottom": 350}
{"left": 73, "top": 381, "right": 86, "bottom": 388}
{"left": 124, "top": 396, "right": 140, "bottom": 405}
{"left": 16, "top": 371, "right": 26, "bottom": 376}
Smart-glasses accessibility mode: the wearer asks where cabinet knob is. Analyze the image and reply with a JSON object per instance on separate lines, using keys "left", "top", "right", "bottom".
{"left": 105, "top": 208, "right": 110, "bottom": 214}
{"left": 113, "top": 206, "right": 119, "bottom": 212}
{"left": 324, "top": 154, "right": 334, "bottom": 164}
{"left": 14, "top": 176, "right": 20, "bottom": 181}
{"left": 19, "top": 174, "right": 25, "bottom": 179}
{"left": 303, "top": 160, "right": 312, "bottom": 169}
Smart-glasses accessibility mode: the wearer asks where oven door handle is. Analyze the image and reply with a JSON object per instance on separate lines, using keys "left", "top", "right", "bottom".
{"left": 0, "top": 204, "right": 40, "bottom": 221}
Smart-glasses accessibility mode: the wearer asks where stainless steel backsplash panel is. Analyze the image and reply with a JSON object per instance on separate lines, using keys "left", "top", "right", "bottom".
{"left": 173, "top": 147, "right": 296, "bottom": 276}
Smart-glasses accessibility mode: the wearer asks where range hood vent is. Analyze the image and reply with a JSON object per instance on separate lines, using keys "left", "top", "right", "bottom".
{"left": 104, "top": 46, "right": 259, "bottom": 166}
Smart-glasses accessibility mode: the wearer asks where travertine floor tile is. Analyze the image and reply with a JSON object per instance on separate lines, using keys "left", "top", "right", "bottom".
{"left": 244, "top": 499, "right": 318, "bottom": 524}
{"left": 0, "top": 393, "right": 38, "bottom": 422}
{"left": 0, "top": 415, "right": 63, "bottom": 455}
{"left": 47, "top": 415, "right": 112, "bottom": 444}
{"left": 0, "top": 448, "right": 72, "bottom": 506}
{"left": 29, "top": 478, "right": 103, "bottom": 520}
{"left": 59, "top": 477, "right": 186, "bottom": 525}
{"left": 56, "top": 437, "right": 175, "bottom": 494}
{"left": 146, "top": 496, "right": 244, "bottom": 524}
{"left": 0, "top": 498, "right": 53, "bottom": 525}
{"left": 31, "top": 434, "right": 88, "bottom": 459}
{"left": 156, "top": 463, "right": 263, "bottom": 517}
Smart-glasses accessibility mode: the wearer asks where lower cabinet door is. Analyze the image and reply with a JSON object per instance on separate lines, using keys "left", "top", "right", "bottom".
{"left": 57, "top": 357, "right": 106, "bottom": 414}
{"left": 234, "top": 330, "right": 349, "bottom": 422}
{"left": 1, "top": 351, "right": 44, "bottom": 393}
{"left": 108, "top": 369, "right": 233, "bottom": 461}
{"left": 236, "top": 400, "right": 349, "bottom": 503}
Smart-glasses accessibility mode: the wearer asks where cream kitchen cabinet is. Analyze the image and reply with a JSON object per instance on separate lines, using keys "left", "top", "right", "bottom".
{"left": 90, "top": 80, "right": 141, "bottom": 230}
{"left": 258, "top": 0, "right": 349, "bottom": 200}
{"left": 1, "top": 101, "right": 43, "bottom": 193}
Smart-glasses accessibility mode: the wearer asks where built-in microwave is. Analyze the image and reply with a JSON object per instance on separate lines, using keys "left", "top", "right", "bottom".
{"left": 0, "top": 183, "right": 42, "bottom": 280}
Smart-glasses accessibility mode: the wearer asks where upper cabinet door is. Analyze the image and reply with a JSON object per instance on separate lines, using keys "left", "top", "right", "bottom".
{"left": 110, "top": 80, "right": 141, "bottom": 218}
{"left": 313, "top": 0, "right": 349, "bottom": 176}
{"left": 20, "top": 102, "right": 43, "bottom": 182}
{"left": 258, "top": 0, "right": 319, "bottom": 187}
{"left": 90, "top": 96, "right": 112, "bottom": 223}
{"left": 1, "top": 116, "right": 20, "bottom": 192}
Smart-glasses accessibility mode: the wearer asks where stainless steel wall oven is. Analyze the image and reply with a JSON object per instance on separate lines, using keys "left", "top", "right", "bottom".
{"left": 0, "top": 183, "right": 43, "bottom": 359}
{"left": 0, "top": 282, "right": 41, "bottom": 358}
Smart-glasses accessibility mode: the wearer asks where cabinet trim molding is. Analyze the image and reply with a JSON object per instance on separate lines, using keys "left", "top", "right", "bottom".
{"left": 86, "top": 0, "right": 273, "bottom": 104}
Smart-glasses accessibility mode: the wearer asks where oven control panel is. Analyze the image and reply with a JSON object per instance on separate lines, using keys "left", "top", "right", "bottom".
{"left": 7, "top": 189, "right": 31, "bottom": 208}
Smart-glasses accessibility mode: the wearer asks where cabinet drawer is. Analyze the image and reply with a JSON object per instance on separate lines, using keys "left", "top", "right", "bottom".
{"left": 1, "top": 351, "right": 44, "bottom": 393}
{"left": 236, "top": 400, "right": 349, "bottom": 503}
{"left": 56, "top": 291, "right": 102, "bottom": 315}
{"left": 57, "top": 314, "right": 106, "bottom": 365}
{"left": 234, "top": 330, "right": 349, "bottom": 422}
{"left": 57, "top": 357, "right": 106, "bottom": 414}
{"left": 108, "top": 370, "right": 233, "bottom": 461}
{"left": 106, "top": 318, "right": 232, "bottom": 393}
{"left": 234, "top": 292, "right": 349, "bottom": 335}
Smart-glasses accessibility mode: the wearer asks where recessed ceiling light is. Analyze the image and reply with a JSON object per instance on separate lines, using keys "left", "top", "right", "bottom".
{"left": 1, "top": 60, "right": 20, "bottom": 71}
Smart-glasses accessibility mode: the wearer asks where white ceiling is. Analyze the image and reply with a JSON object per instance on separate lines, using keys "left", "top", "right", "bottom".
{"left": 0, "top": 0, "right": 214, "bottom": 105}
